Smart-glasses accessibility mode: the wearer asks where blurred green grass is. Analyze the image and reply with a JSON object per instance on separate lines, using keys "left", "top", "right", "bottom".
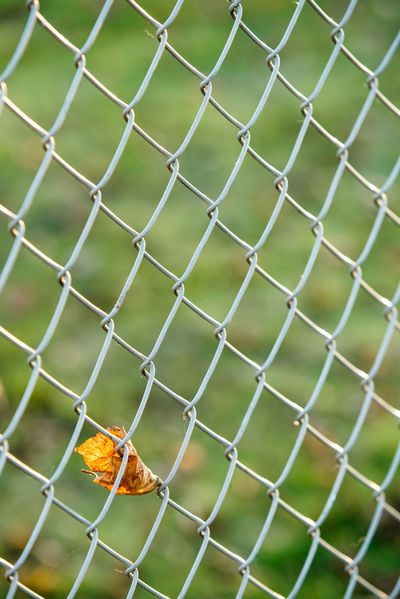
{"left": 0, "top": 1, "right": 399, "bottom": 598}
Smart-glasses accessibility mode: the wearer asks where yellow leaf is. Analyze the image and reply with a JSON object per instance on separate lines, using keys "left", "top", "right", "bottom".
{"left": 75, "top": 426, "right": 160, "bottom": 496}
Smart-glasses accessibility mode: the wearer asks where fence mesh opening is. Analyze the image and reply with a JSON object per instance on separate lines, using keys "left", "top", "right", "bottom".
{"left": 0, "top": 1, "right": 399, "bottom": 598}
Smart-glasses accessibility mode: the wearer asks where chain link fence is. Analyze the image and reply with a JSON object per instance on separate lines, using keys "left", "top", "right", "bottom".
{"left": 0, "top": 0, "right": 399, "bottom": 597}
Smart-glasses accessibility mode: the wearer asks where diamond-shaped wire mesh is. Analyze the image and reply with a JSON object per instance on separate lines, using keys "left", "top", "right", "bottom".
{"left": 0, "top": 0, "right": 399, "bottom": 597}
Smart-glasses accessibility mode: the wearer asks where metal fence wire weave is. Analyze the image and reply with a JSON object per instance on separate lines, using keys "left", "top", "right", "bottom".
{"left": 0, "top": 0, "right": 399, "bottom": 598}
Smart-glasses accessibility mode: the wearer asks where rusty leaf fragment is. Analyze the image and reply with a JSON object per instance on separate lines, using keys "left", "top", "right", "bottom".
{"left": 75, "top": 426, "right": 161, "bottom": 495}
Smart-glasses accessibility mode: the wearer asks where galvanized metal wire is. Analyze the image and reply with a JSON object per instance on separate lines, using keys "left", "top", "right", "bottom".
{"left": 0, "top": 0, "right": 399, "bottom": 597}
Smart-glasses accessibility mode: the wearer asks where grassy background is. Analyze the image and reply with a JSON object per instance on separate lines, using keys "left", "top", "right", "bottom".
{"left": 0, "top": 0, "right": 399, "bottom": 597}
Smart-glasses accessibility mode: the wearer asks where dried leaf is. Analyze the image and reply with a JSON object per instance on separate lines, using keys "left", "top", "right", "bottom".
{"left": 75, "top": 426, "right": 160, "bottom": 495}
